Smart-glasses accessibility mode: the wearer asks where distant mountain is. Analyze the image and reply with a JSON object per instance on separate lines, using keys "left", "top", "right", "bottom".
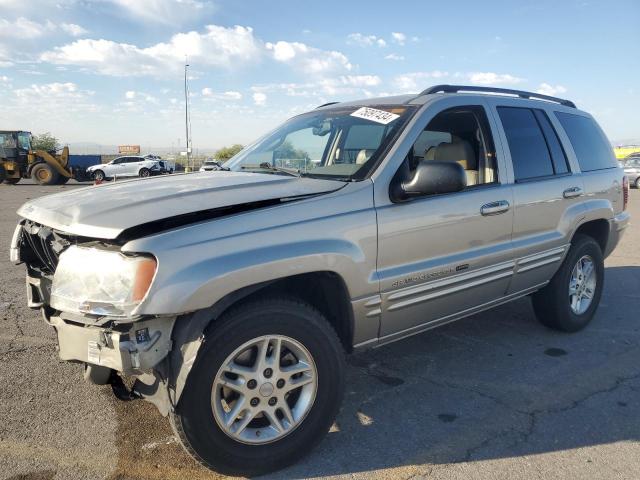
{"left": 64, "top": 142, "right": 217, "bottom": 156}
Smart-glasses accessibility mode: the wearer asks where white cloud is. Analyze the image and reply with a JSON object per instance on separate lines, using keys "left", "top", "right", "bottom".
{"left": 347, "top": 33, "right": 386, "bottom": 48}
{"left": 0, "top": 17, "right": 88, "bottom": 39}
{"left": 339, "top": 75, "right": 381, "bottom": 87}
{"left": 391, "top": 32, "right": 406, "bottom": 45}
{"left": 253, "top": 75, "right": 382, "bottom": 98}
{"left": 536, "top": 83, "right": 567, "bottom": 96}
{"left": 0, "top": 17, "right": 47, "bottom": 38}
{"left": 252, "top": 92, "right": 267, "bottom": 106}
{"left": 125, "top": 90, "right": 136, "bottom": 99}
{"left": 202, "top": 88, "right": 243, "bottom": 100}
{"left": 393, "top": 71, "right": 449, "bottom": 91}
{"left": 467, "top": 72, "right": 525, "bottom": 85}
{"left": 223, "top": 90, "right": 242, "bottom": 100}
{"left": 384, "top": 53, "right": 404, "bottom": 61}
{"left": 15, "top": 82, "right": 79, "bottom": 98}
{"left": 106, "top": 0, "right": 214, "bottom": 24}
{"left": 265, "top": 40, "right": 352, "bottom": 74}
{"left": 41, "top": 25, "right": 261, "bottom": 76}
{"left": 60, "top": 23, "right": 88, "bottom": 36}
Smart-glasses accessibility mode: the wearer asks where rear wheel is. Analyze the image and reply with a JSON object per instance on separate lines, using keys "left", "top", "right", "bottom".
{"left": 31, "top": 163, "right": 60, "bottom": 186}
{"left": 3, "top": 177, "right": 20, "bottom": 184}
{"left": 532, "top": 234, "right": 604, "bottom": 332}
{"left": 139, "top": 168, "right": 150, "bottom": 178}
{"left": 170, "top": 298, "right": 345, "bottom": 476}
{"left": 634, "top": 177, "right": 640, "bottom": 189}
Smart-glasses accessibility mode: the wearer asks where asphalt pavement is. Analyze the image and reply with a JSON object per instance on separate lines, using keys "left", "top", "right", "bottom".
{"left": 0, "top": 179, "right": 638, "bottom": 480}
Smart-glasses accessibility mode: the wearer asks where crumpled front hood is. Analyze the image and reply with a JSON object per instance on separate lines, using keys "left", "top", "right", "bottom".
{"left": 17, "top": 171, "right": 344, "bottom": 240}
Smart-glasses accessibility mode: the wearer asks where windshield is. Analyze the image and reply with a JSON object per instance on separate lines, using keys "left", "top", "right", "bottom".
{"left": 224, "top": 105, "right": 416, "bottom": 180}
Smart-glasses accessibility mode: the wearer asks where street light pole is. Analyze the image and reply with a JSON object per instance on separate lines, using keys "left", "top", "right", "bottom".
{"left": 184, "top": 61, "right": 190, "bottom": 169}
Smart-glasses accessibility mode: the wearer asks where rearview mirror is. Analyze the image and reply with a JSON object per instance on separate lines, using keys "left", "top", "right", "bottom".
{"left": 392, "top": 160, "right": 466, "bottom": 201}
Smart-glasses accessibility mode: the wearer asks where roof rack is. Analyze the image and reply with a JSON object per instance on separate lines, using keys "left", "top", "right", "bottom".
{"left": 420, "top": 84, "right": 576, "bottom": 108}
{"left": 316, "top": 101, "right": 340, "bottom": 109}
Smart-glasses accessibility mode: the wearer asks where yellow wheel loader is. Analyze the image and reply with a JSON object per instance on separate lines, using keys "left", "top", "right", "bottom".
{"left": 0, "top": 131, "right": 75, "bottom": 185}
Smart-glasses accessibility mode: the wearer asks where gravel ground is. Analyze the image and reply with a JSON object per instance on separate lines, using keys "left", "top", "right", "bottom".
{"left": 0, "top": 179, "right": 638, "bottom": 480}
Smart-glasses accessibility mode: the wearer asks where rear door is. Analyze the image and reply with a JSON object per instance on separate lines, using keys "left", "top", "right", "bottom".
{"left": 375, "top": 98, "right": 515, "bottom": 341}
{"left": 487, "top": 99, "right": 584, "bottom": 293}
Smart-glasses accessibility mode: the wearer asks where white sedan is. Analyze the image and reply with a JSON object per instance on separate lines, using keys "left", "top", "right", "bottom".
{"left": 86, "top": 156, "right": 161, "bottom": 181}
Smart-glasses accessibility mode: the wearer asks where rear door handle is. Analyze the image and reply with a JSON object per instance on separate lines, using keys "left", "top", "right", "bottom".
{"left": 563, "top": 186, "right": 583, "bottom": 199}
{"left": 481, "top": 200, "right": 510, "bottom": 216}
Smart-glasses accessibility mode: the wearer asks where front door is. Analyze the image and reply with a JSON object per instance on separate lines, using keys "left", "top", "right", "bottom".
{"left": 375, "top": 101, "right": 515, "bottom": 340}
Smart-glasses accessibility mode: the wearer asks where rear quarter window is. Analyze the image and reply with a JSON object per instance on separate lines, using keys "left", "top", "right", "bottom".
{"left": 555, "top": 112, "right": 617, "bottom": 172}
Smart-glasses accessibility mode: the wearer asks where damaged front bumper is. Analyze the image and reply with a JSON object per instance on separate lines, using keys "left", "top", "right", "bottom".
{"left": 46, "top": 313, "right": 176, "bottom": 376}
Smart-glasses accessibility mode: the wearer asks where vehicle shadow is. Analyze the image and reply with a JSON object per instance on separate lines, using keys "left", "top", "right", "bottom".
{"left": 268, "top": 265, "right": 640, "bottom": 479}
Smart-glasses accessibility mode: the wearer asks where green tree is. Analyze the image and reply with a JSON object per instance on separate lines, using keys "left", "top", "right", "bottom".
{"left": 214, "top": 144, "right": 244, "bottom": 161}
{"left": 31, "top": 132, "right": 59, "bottom": 151}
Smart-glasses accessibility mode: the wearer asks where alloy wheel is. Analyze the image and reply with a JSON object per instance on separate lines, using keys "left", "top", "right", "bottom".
{"left": 569, "top": 255, "right": 596, "bottom": 315}
{"left": 211, "top": 335, "right": 317, "bottom": 445}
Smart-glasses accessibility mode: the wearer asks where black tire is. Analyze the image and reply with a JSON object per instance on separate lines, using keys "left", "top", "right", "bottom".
{"left": 92, "top": 170, "right": 105, "bottom": 181}
{"left": 31, "top": 163, "right": 60, "bottom": 185}
{"left": 3, "top": 177, "right": 20, "bottom": 185}
{"left": 57, "top": 175, "right": 70, "bottom": 185}
{"left": 170, "top": 298, "right": 345, "bottom": 477}
{"left": 532, "top": 234, "right": 604, "bottom": 332}
{"left": 634, "top": 177, "right": 640, "bottom": 189}
{"left": 139, "top": 168, "right": 150, "bottom": 178}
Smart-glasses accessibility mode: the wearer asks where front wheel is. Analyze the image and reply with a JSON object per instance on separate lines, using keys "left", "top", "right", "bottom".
{"left": 92, "top": 170, "right": 105, "bottom": 181}
{"left": 532, "top": 234, "right": 604, "bottom": 332}
{"left": 170, "top": 298, "right": 345, "bottom": 476}
{"left": 31, "top": 163, "right": 60, "bottom": 186}
{"left": 634, "top": 177, "right": 640, "bottom": 189}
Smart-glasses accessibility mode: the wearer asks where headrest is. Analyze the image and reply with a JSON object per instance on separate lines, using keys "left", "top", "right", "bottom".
{"left": 427, "top": 141, "right": 476, "bottom": 170}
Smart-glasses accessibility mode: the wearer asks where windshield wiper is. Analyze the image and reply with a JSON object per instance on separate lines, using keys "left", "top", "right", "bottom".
{"left": 240, "top": 163, "right": 301, "bottom": 177}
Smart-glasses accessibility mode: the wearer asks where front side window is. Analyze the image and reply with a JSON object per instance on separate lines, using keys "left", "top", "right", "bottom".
{"left": 555, "top": 112, "right": 617, "bottom": 172}
{"left": 408, "top": 106, "right": 498, "bottom": 187}
{"left": 225, "top": 105, "right": 416, "bottom": 180}
{"left": 17, "top": 132, "right": 31, "bottom": 150}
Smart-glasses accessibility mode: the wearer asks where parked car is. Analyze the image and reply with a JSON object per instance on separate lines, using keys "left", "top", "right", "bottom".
{"left": 86, "top": 155, "right": 161, "bottom": 181}
{"left": 624, "top": 157, "right": 640, "bottom": 188}
{"left": 199, "top": 159, "right": 224, "bottom": 171}
{"left": 11, "top": 85, "right": 629, "bottom": 476}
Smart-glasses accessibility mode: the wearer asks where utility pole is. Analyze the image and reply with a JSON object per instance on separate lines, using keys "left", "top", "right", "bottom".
{"left": 184, "top": 60, "right": 190, "bottom": 169}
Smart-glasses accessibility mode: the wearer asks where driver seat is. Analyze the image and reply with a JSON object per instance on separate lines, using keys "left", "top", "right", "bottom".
{"left": 425, "top": 140, "right": 478, "bottom": 186}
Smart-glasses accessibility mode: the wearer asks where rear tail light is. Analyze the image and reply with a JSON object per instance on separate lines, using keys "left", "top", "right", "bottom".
{"left": 623, "top": 175, "right": 629, "bottom": 211}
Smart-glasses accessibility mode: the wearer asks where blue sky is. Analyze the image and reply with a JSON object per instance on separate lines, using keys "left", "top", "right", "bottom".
{"left": 1, "top": 0, "right": 638, "bottom": 150}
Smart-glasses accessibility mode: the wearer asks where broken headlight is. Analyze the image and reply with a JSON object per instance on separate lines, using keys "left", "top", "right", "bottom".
{"left": 50, "top": 246, "right": 156, "bottom": 317}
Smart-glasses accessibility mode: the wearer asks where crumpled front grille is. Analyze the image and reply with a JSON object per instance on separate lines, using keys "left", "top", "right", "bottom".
{"left": 21, "top": 221, "right": 69, "bottom": 275}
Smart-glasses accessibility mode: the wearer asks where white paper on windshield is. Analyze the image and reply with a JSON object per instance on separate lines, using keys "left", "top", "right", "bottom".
{"left": 350, "top": 107, "right": 400, "bottom": 125}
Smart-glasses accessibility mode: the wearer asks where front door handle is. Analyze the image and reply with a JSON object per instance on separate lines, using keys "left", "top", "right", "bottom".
{"left": 563, "top": 186, "right": 583, "bottom": 199}
{"left": 481, "top": 200, "right": 510, "bottom": 216}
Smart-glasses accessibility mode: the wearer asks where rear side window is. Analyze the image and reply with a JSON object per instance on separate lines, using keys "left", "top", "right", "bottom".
{"left": 555, "top": 112, "right": 617, "bottom": 172}
{"left": 533, "top": 110, "right": 569, "bottom": 174}
{"left": 498, "top": 107, "right": 554, "bottom": 181}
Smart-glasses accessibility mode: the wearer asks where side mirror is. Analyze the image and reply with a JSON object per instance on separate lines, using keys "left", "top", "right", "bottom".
{"left": 392, "top": 160, "right": 466, "bottom": 201}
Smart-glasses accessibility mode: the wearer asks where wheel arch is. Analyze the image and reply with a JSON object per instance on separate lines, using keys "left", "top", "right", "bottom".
{"left": 572, "top": 218, "right": 610, "bottom": 253}
{"left": 166, "top": 270, "right": 354, "bottom": 410}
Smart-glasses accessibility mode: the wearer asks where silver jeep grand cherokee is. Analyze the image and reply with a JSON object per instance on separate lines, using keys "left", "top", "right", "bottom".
{"left": 10, "top": 85, "right": 630, "bottom": 476}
